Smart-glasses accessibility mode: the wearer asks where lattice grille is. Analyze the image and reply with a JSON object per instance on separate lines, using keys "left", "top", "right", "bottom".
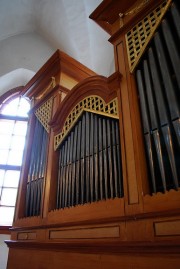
{"left": 125, "top": 0, "right": 172, "bottom": 73}
{"left": 54, "top": 96, "right": 119, "bottom": 150}
{"left": 35, "top": 97, "right": 53, "bottom": 132}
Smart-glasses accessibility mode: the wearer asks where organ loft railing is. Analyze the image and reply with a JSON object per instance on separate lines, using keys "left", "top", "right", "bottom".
{"left": 134, "top": 0, "right": 180, "bottom": 193}
{"left": 54, "top": 96, "right": 123, "bottom": 209}
{"left": 25, "top": 98, "right": 53, "bottom": 217}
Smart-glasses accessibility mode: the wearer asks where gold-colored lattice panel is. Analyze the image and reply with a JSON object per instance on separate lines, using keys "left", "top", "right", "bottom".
{"left": 54, "top": 96, "right": 119, "bottom": 150}
{"left": 125, "top": 0, "right": 172, "bottom": 73}
{"left": 35, "top": 97, "right": 53, "bottom": 133}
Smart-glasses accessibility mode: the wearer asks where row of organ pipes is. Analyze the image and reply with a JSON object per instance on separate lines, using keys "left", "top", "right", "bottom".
{"left": 136, "top": 1, "right": 180, "bottom": 193}
{"left": 56, "top": 111, "right": 123, "bottom": 209}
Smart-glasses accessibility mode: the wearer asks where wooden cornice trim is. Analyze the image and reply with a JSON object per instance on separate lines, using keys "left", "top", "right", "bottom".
{"left": 22, "top": 50, "right": 60, "bottom": 98}
{"left": 58, "top": 85, "right": 70, "bottom": 94}
{"left": 49, "top": 73, "right": 121, "bottom": 133}
{"left": 89, "top": 0, "right": 136, "bottom": 34}
{"left": 10, "top": 207, "right": 180, "bottom": 232}
{"left": 109, "top": 0, "right": 164, "bottom": 43}
{"left": 5, "top": 239, "right": 180, "bottom": 254}
{"left": 0, "top": 226, "right": 11, "bottom": 235}
{"left": 59, "top": 51, "right": 96, "bottom": 80}
{"left": 21, "top": 50, "right": 96, "bottom": 100}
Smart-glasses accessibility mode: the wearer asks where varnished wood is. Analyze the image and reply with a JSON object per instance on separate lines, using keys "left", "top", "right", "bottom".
{"left": 6, "top": 1, "right": 180, "bottom": 268}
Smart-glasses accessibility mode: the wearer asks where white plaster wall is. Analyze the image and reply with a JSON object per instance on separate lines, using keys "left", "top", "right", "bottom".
{"left": 0, "top": 32, "right": 55, "bottom": 77}
{"left": 0, "top": 0, "right": 115, "bottom": 98}
{"left": 34, "top": 0, "right": 114, "bottom": 76}
{"left": 0, "top": 0, "right": 35, "bottom": 41}
{"left": 0, "top": 234, "right": 10, "bottom": 269}
{"left": 0, "top": 69, "right": 35, "bottom": 97}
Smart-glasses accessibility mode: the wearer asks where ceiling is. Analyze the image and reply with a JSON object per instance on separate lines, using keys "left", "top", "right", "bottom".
{"left": 0, "top": 0, "right": 114, "bottom": 96}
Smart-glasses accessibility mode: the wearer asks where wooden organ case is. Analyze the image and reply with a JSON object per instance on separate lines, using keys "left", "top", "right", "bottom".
{"left": 6, "top": 1, "right": 180, "bottom": 268}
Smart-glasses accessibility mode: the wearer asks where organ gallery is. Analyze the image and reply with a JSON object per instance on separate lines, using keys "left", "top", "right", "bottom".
{"left": 6, "top": 0, "right": 180, "bottom": 268}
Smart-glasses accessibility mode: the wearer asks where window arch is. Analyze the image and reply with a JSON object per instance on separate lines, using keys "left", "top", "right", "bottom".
{"left": 0, "top": 92, "right": 30, "bottom": 226}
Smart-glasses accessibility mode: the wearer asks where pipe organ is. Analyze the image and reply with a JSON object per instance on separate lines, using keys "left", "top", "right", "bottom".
{"left": 135, "top": 1, "right": 180, "bottom": 194}
{"left": 6, "top": 1, "right": 180, "bottom": 268}
{"left": 55, "top": 102, "right": 123, "bottom": 210}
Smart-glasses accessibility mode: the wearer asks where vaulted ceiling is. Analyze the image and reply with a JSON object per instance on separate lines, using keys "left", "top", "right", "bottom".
{"left": 0, "top": 0, "right": 115, "bottom": 96}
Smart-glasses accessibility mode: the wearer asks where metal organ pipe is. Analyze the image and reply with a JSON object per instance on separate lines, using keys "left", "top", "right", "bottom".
{"left": 56, "top": 111, "right": 123, "bottom": 210}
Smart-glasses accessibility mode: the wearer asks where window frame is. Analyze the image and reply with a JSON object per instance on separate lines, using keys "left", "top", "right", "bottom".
{"left": 0, "top": 87, "right": 29, "bottom": 231}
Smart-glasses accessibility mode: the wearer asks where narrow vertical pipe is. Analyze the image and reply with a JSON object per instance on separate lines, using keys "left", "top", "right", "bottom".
{"left": 68, "top": 131, "right": 74, "bottom": 207}
{"left": 59, "top": 145, "right": 65, "bottom": 209}
{"left": 154, "top": 32, "right": 179, "bottom": 120}
{"left": 173, "top": 119, "right": 180, "bottom": 147}
{"left": 62, "top": 141, "right": 68, "bottom": 208}
{"left": 111, "top": 120, "right": 118, "bottom": 197}
{"left": 170, "top": 3, "right": 180, "bottom": 40}
{"left": 80, "top": 114, "right": 86, "bottom": 204}
{"left": 56, "top": 146, "right": 63, "bottom": 209}
{"left": 89, "top": 112, "right": 94, "bottom": 202}
{"left": 93, "top": 113, "right": 99, "bottom": 201}
{"left": 98, "top": 117, "right": 103, "bottom": 199}
{"left": 143, "top": 60, "right": 167, "bottom": 191}
{"left": 64, "top": 136, "right": 71, "bottom": 207}
{"left": 136, "top": 69, "right": 157, "bottom": 193}
{"left": 102, "top": 118, "right": 108, "bottom": 199}
{"left": 107, "top": 118, "right": 113, "bottom": 198}
{"left": 161, "top": 126, "right": 179, "bottom": 189}
{"left": 85, "top": 112, "right": 90, "bottom": 203}
{"left": 161, "top": 19, "right": 180, "bottom": 90}
{"left": 115, "top": 121, "right": 123, "bottom": 197}
{"left": 71, "top": 125, "right": 78, "bottom": 206}
{"left": 76, "top": 120, "right": 81, "bottom": 205}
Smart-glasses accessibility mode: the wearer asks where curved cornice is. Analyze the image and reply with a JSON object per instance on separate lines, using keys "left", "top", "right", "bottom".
{"left": 49, "top": 72, "right": 121, "bottom": 134}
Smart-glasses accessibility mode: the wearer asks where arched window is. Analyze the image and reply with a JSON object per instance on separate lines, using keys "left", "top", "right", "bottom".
{"left": 0, "top": 95, "right": 30, "bottom": 226}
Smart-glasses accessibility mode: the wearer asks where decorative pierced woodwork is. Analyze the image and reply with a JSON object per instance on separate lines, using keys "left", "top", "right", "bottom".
{"left": 125, "top": 0, "right": 172, "bottom": 73}
{"left": 54, "top": 96, "right": 119, "bottom": 150}
{"left": 35, "top": 97, "right": 53, "bottom": 133}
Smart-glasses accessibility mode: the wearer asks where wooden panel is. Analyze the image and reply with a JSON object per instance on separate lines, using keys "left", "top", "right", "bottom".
{"left": 143, "top": 190, "right": 180, "bottom": 213}
{"left": 116, "top": 42, "right": 139, "bottom": 205}
{"left": 60, "top": 72, "right": 78, "bottom": 90}
{"left": 7, "top": 247, "right": 180, "bottom": 269}
{"left": 47, "top": 198, "right": 124, "bottom": 226}
{"left": 49, "top": 226, "right": 120, "bottom": 239}
{"left": 154, "top": 220, "right": 180, "bottom": 236}
{"left": 17, "top": 232, "right": 36, "bottom": 240}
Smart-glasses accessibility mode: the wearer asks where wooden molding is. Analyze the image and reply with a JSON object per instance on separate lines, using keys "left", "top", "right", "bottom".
{"left": 21, "top": 50, "right": 96, "bottom": 101}
{"left": 5, "top": 239, "right": 180, "bottom": 254}
{"left": 49, "top": 73, "right": 121, "bottom": 134}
